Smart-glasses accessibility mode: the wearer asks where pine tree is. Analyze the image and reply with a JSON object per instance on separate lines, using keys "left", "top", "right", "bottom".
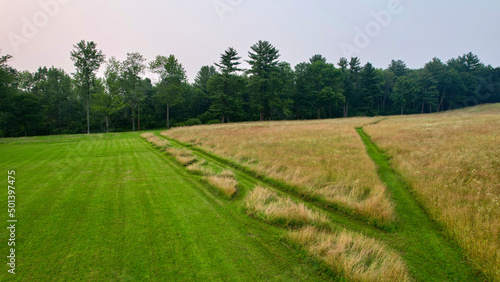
{"left": 247, "top": 41, "right": 280, "bottom": 121}
{"left": 207, "top": 47, "right": 244, "bottom": 123}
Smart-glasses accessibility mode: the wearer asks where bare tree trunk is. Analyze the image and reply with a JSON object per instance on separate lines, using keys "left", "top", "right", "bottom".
{"left": 221, "top": 113, "right": 225, "bottom": 124}
{"left": 437, "top": 89, "right": 446, "bottom": 112}
{"left": 317, "top": 108, "right": 321, "bottom": 119}
{"left": 132, "top": 109, "right": 135, "bottom": 132}
{"left": 86, "top": 90, "right": 90, "bottom": 134}
{"left": 105, "top": 116, "right": 109, "bottom": 133}
{"left": 138, "top": 105, "right": 141, "bottom": 131}
{"left": 260, "top": 111, "right": 264, "bottom": 121}
{"left": 401, "top": 105, "right": 404, "bottom": 115}
{"left": 58, "top": 102, "right": 61, "bottom": 132}
{"left": 167, "top": 103, "right": 170, "bottom": 129}
{"left": 421, "top": 101, "right": 425, "bottom": 113}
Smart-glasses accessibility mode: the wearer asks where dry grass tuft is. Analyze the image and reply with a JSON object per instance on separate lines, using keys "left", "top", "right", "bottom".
{"left": 186, "top": 160, "right": 215, "bottom": 175}
{"left": 140, "top": 133, "right": 169, "bottom": 148}
{"left": 245, "top": 186, "right": 330, "bottom": 228}
{"left": 166, "top": 147, "right": 197, "bottom": 166}
{"left": 364, "top": 104, "right": 500, "bottom": 280}
{"left": 163, "top": 118, "right": 395, "bottom": 226}
{"left": 205, "top": 174, "right": 238, "bottom": 198}
{"left": 287, "top": 226, "right": 411, "bottom": 282}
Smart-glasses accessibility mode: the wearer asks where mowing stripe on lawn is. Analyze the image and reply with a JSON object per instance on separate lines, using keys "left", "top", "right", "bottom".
{"left": 0, "top": 133, "right": 330, "bottom": 281}
{"left": 356, "top": 127, "right": 483, "bottom": 281}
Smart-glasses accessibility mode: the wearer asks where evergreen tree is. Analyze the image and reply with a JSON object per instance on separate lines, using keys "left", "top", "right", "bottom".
{"left": 359, "top": 62, "right": 381, "bottom": 115}
{"left": 247, "top": 40, "right": 280, "bottom": 121}
{"left": 207, "top": 47, "right": 244, "bottom": 123}
{"left": 391, "top": 75, "right": 419, "bottom": 115}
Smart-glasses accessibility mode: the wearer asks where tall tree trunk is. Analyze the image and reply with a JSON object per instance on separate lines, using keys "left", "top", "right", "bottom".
{"left": 227, "top": 115, "right": 229, "bottom": 123}
{"left": 221, "top": 113, "right": 225, "bottom": 124}
{"left": 437, "top": 89, "right": 446, "bottom": 112}
{"left": 329, "top": 103, "right": 332, "bottom": 118}
{"left": 343, "top": 103, "right": 349, "bottom": 118}
{"left": 296, "top": 105, "right": 300, "bottom": 120}
{"left": 167, "top": 103, "right": 170, "bottom": 129}
{"left": 317, "top": 108, "right": 321, "bottom": 119}
{"left": 58, "top": 102, "right": 61, "bottom": 131}
{"left": 401, "top": 105, "right": 404, "bottom": 115}
{"left": 138, "top": 105, "right": 141, "bottom": 131}
{"left": 260, "top": 111, "right": 264, "bottom": 121}
{"left": 421, "top": 101, "right": 425, "bottom": 113}
{"left": 132, "top": 108, "right": 135, "bottom": 132}
{"left": 86, "top": 85, "right": 90, "bottom": 134}
{"left": 105, "top": 115, "right": 109, "bottom": 133}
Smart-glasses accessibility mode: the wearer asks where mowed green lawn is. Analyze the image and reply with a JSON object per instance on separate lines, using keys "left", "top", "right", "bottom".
{"left": 0, "top": 133, "right": 327, "bottom": 281}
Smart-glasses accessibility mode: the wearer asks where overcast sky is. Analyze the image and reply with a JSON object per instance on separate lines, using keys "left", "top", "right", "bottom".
{"left": 1, "top": 0, "right": 499, "bottom": 82}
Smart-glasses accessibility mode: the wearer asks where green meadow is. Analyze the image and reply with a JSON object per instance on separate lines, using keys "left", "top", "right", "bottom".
{"left": 0, "top": 133, "right": 328, "bottom": 281}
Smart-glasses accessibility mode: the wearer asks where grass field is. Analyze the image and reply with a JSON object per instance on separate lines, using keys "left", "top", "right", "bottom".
{"left": 364, "top": 104, "right": 500, "bottom": 280}
{"left": 162, "top": 106, "right": 498, "bottom": 281}
{"left": 164, "top": 118, "right": 395, "bottom": 228}
{"left": 0, "top": 133, "right": 330, "bottom": 281}
{"left": 1, "top": 104, "right": 497, "bottom": 281}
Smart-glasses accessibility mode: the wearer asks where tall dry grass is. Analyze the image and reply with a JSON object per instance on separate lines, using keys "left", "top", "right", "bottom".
{"left": 245, "top": 186, "right": 330, "bottom": 228}
{"left": 166, "top": 147, "right": 197, "bottom": 166}
{"left": 364, "top": 104, "right": 500, "bottom": 280}
{"left": 140, "top": 132, "right": 169, "bottom": 148}
{"left": 286, "top": 226, "right": 411, "bottom": 281}
{"left": 186, "top": 160, "right": 215, "bottom": 175}
{"left": 205, "top": 173, "right": 238, "bottom": 198}
{"left": 163, "top": 118, "right": 395, "bottom": 226}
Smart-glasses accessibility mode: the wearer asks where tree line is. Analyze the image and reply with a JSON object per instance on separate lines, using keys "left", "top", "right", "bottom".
{"left": 1, "top": 39, "right": 499, "bottom": 137}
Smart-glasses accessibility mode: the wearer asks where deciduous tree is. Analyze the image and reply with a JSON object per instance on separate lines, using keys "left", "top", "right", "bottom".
{"left": 149, "top": 55, "right": 187, "bottom": 129}
{"left": 70, "top": 40, "right": 105, "bottom": 134}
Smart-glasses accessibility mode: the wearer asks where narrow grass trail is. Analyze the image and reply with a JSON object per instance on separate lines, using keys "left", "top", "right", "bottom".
{"left": 356, "top": 127, "right": 482, "bottom": 281}
{"left": 0, "top": 133, "right": 329, "bottom": 281}
{"left": 164, "top": 129, "right": 485, "bottom": 281}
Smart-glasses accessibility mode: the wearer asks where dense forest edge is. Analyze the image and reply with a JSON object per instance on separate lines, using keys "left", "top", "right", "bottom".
{"left": 1, "top": 40, "right": 499, "bottom": 137}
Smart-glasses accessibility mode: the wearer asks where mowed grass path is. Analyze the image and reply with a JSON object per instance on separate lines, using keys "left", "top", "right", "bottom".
{"left": 0, "top": 133, "right": 327, "bottom": 281}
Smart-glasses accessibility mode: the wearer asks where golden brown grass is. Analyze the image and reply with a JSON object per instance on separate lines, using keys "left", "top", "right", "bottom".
{"left": 166, "top": 147, "right": 197, "bottom": 166}
{"left": 364, "top": 104, "right": 500, "bottom": 280}
{"left": 140, "top": 132, "right": 169, "bottom": 148}
{"left": 245, "top": 186, "right": 330, "bottom": 227}
{"left": 186, "top": 160, "right": 215, "bottom": 175}
{"left": 286, "top": 226, "right": 411, "bottom": 282}
{"left": 163, "top": 118, "right": 395, "bottom": 226}
{"left": 205, "top": 173, "right": 238, "bottom": 198}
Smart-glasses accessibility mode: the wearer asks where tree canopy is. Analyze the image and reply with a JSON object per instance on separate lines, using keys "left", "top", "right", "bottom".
{"left": 0, "top": 42, "right": 499, "bottom": 137}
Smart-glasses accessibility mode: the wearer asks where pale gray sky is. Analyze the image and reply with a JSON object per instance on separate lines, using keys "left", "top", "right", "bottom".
{"left": 1, "top": 0, "right": 499, "bottom": 82}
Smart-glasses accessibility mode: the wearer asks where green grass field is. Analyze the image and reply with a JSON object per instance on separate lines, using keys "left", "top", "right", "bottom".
{"left": 1, "top": 104, "right": 498, "bottom": 281}
{"left": 0, "top": 133, "right": 329, "bottom": 281}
